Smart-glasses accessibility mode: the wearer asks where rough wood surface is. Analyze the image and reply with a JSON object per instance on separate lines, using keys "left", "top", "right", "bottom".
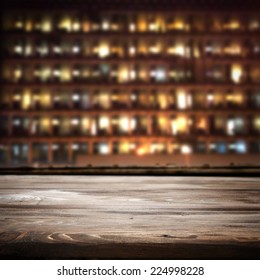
{"left": 0, "top": 176, "right": 259, "bottom": 259}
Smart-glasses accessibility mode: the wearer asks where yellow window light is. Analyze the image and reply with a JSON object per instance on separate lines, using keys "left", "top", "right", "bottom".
{"left": 177, "top": 90, "right": 187, "bottom": 109}
{"left": 42, "top": 18, "right": 52, "bottom": 32}
{"left": 41, "top": 92, "right": 51, "bottom": 107}
{"left": 168, "top": 43, "right": 185, "bottom": 57}
{"left": 129, "top": 46, "right": 136, "bottom": 56}
{"left": 99, "top": 43, "right": 110, "bottom": 58}
{"left": 41, "top": 118, "right": 50, "bottom": 129}
{"left": 181, "top": 145, "right": 192, "bottom": 154}
{"left": 60, "top": 67, "right": 71, "bottom": 82}
{"left": 119, "top": 66, "right": 129, "bottom": 83}
{"left": 136, "top": 146, "right": 146, "bottom": 156}
{"left": 129, "top": 23, "right": 136, "bottom": 32}
{"left": 119, "top": 116, "right": 129, "bottom": 131}
{"left": 82, "top": 117, "right": 90, "bottom": 128}
{"left": 52, "top": 118, "right": 60, "bottom": 125}
{"left": 176, "top": 116, "right": 188, "bottom": 132}
{"left": 22, "top": 91, "right": 31, "bottom": 110}
{"left": 72, "top": 21, "right": 81, "bottom": 31}
{"left": 13, "top": 94, "right": 21, "bottom": 101}
{"left": 231, "top": 64, "right": 243, "bottom": 83}
{"left": 158, "top": 93, "right": 168, "bottom": 109}
{"left": 102, "top": 20, "right": 110, "bottom": 31}
{"left": 71, "top": 118, "right": 80, "bottom": 125}
{"left": 99, "top": 143, "right": 109, "bottom": 155}
{"left": 120, "top": 142, "right": 130, "bottom": 154}
{"left": 59, "top": 16, "right": 72, "bottom": 32}
{"left": 228, "top": 20, "right": 240, "bottom": 30}
{"left": 99, "top": 116, "right": 109, "bottom": 129}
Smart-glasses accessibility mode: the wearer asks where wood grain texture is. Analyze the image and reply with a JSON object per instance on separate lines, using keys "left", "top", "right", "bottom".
{"left": 0, "top": 176, "right": 259, "bottom": 259}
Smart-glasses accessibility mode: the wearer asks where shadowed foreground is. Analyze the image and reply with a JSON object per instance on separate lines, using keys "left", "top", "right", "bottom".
{"left": 0, "top": 176, "right": 259, "bottom": 259}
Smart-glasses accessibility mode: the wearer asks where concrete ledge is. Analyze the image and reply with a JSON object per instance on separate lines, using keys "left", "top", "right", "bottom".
{"left": 0, "top": 166, "right": 260, "bottom": 176}
{"left": 77, "top": 154, "right": 260, "bottom": 167}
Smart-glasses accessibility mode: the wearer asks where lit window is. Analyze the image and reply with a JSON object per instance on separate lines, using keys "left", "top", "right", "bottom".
{"left": 72, "top": 69, "right": 80, "bottom": 77}
{"left": 205, "top": 45, "right": 213, "bottom": 53}
{"left": 253, "top": 117, "right": 260, "bottom": 131}
{"left": 254, "top": 45, "right": 260, "bottom": 54}
{"left": 155, "top": 68, "right": 166, "bottom": 82}
{"left": 149, "top": 44, "right": 160, "bottom": 54}
{"left": 149, "top": 22, "right": 156, "bottom": 32}
{"left": 14, "top": 67, "right": 22, "bottom": 81}
{"left": 99, "top": 143, "right": 109, "bottom": 155}
{"left": 168, "top": 43, "right": 185, "bottom": 57}
{"left": 14, "top": 45, "right": 23, "bottom": 54}
{"left": 14, "top": 18, "right": 23, "bottom": 29}
{"left": 40, "top": 67, "right": 51, "bottom": 81}
{"left": 60, "top": 66, "right": 71, "bottom": 82}
{"left": 40, "top": 118, "right": 50, "bottom": 130}
{"left": 54, "top": 46, "right": 62, "bottom": 54}
{"left": 99, "top": 43, "right": 110, "bottom": 58}
{"left": 52, "top": 144, "right": 59, "bottom": 150}
{"left": 13, "top": 145, "right": 20, "bottom": 156}
{"left": 72, "top": 45, "right": 80, "bottom": 54}
{"left": 131, "top": 93, "right": 137, "bottom": 101}
{"left": 224, "top": 19, "right": 240, "bottom": 30}
{"left": 231, "top": 64, "right": 243, "bottom": 83}
{"left": 119, "top": 142, "right": 130, "bottom": 154}
{"left": 227, "top": 119, "right": 235, "bottom": 135}
{"left": 181, "top": 145, "right": 192, "bottom": 154}
{"left": 136, "top": 146, "right": 147, "bottom": 156}
{"left": 72, "top": 94, "right": 80, "bottom": 101}
{"left": 157, "top": 93, "right": 168, "bottom": 109}
{"left": 13, "top": 94, "right": 21, "bottom": 101}
{"left": 130, "top": 118, "right": 137, "bottom": 130}
{"left": 150, "top": 142, "right": 166, "bottom": 154}
{"left": 22, "top": 91, "right": 31, "bottom": 110}
{"left": 210, "top": 143, "right": 217, "bottom": 153}
{"left": 129, "top": 23, "right": 136, "bottom": 32}
{"left": 25, "top": 45, "right": 32, "bottom": 56}
{"left": 175, "top": 44, "right": 185, "bottom": 56}
{"left": 236, "top": 141, "right": 247, "bottom": 154}
{"left": 42, "top": 18, "right": 52, "bottom": 32}
{"left": 249, "top": 19, "right": 260, "bottom": 30}
{"left": 13, "top": 119, "right": 21, "bottom": 126}
{"left": 72, "top": 144, "right": 79, "bottom": 150}
{"left": 168, "top": 17, "right": 186, "bottom": 31}
{"left": 217, "top": 142, "right": 227, "bottom": 154}
{"left": 99, "top": 116, "right": 109, "bottom": 129}
{"left": 91, "top": 120, "right": 97, "bottom": 135}
{"left": 129, "top": 46, "right": 136, "bottom": 56}
{"left": 102, "top": 20, "right": 110, "bottom": 31}
{"left": 224, "top": 43, "right": 241, "bottom": 56}
{"left": 176, "top": 117, "right": 188, "bottom": 134}
{"left": 71, "top": 118, "right": 79, "bottom": 125}
{"left": 207, "top": 93, "right": 214, "bottom": 103}
{"left": 52, "top": 119, "right": 60, "bottom": 125}
{"left": 72, "top": 20, "right": 81, "bottom": 31}
{"left": 59, "top": 16, "right": 72, "bottom": 32}
{"left": 119, "top": 116, "right": 129, "bottom": 132}
{"left": 130, "top": 69, "right": 136, "bottom": 80}
{"left": 177, "top": 90, "right": 187, "bottom": 109}
{"left": 119, "top": 66, "right": 129, "bottom": 83}
{"left": 37, "top": 43, "right": 49, "bottom": 56}
{"left": 53, "top": 69, "right": 61, "bottom": 77}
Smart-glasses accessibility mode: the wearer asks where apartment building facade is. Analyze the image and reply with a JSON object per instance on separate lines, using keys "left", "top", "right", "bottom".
{"left": 1, "top": 0, "right": 260, "bottom": 166}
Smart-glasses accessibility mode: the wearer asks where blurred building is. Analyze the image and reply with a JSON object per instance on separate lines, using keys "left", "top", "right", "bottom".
{"left": 1, "top": 0, "right": 260, "bottom": 166}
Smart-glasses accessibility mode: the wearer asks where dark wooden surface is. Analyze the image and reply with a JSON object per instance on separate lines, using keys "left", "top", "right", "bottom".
{"left": 0, "top": 176, "right": 259, "bottom": 259}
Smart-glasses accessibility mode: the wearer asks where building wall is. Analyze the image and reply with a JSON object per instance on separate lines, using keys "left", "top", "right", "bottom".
{"left": 0, "top": 1, "right": 260, "bottom": 166}
{"left": 77, "top": 154, "right": 260, "bottom": 167}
